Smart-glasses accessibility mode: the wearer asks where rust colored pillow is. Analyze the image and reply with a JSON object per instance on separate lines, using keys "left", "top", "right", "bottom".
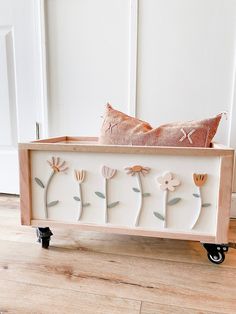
{"left": 99, "top": 104, "right": 223, "bottom": 147}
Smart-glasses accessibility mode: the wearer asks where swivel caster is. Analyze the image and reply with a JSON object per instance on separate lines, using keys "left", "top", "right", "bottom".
{"left": 202, "top": 243, "right": 228, "bottom": 264}
{"left": 36, "top": 227, "right": 53, "bottom": 249}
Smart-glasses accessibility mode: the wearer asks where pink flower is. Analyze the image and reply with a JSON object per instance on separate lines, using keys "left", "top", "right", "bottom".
{"left": 102, "top": 166, "right": 116, "bottom": 179}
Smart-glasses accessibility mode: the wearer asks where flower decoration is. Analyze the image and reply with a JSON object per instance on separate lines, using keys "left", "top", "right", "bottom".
{"left": 125, "top": 165, "right": 151, "bottom": 227}
{"left": 34, "top": 156, "right": 68, "bottom": 219}
{"left": 102, "top": 165, "right": 116, "bottom": 179}
{"left": 47, "top": 157, "right": 68, "bottom": 173}
{"left": 193, "top": 174, "right": 207, "bottom": 187}
{"left": 125, "top": 165, "right": 150, "bottom": 176}
{"left": 157, "top": 172, "right": 180, "bottom": 191}
{"left": 191, "top": 173, "right": 211, "bottom": 229}
{"left": 73, "top": 169, "right": 90, "bottom": 221}
{"left": 154, "top": 172, "right": 181, "bottom": 228}
{"left": 95, "top": 165, "right": 119, "bottom": 223}
{"left": 74, "top": 169, "right": 85, "bottom": 183}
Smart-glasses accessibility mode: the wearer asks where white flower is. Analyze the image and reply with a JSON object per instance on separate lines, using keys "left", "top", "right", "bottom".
{"left": 157, "top": 172, "right": 180, "bottom": 192}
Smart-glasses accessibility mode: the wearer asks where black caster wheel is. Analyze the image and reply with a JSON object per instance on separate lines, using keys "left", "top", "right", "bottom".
{"left": 203, "top": 243, "right": 228, "bottom": 264}
{"left": 41, "top": 237, "right": 50, "bottom": 249}
{"left": 36, "top": 227, "right": 53, "bottom": 249}
{"left": 207, "top": 251, "right": 225, "bottom": 264}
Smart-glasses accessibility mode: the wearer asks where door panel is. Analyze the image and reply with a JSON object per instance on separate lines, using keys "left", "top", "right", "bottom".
{"left": 137, "top": 0, "right": 236, "bottom": 145}
{"left": 45, "top": 0, "right": 131, "bottom": 136}
{"left": 0, "top": 0, "right": 46, "bottom": 193}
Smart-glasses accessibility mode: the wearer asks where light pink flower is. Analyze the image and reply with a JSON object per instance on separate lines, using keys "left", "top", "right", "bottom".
{"left": 102, "top": 165, "right": 117, "bottom": 179}
{"left": 157, "top": 172, "right": 180, "bottom": 192}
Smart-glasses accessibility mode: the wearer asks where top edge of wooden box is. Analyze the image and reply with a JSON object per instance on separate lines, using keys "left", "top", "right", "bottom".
{"left": 18, "top": 136, "right": 235, "bottom": 157}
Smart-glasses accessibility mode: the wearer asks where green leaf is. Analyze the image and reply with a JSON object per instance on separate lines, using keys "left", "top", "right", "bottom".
{"left": 47, "top": 200, "right": 59, "bottom": 207}
{"left": 73, "top": 196, "right": 80, "bottom": 201}
{"left": 202, "top": 203, "right": 211, "bottom": 207}
{"left": 167, "top": 198, "right": 181, "bottom": 206}
{"left": 142, "top": 193, "right": 151, "bottom": 197}
{"left": 153, "top": 212, "right": 165, "bottom": 221}
{"left": 132, "top": 187, "right": 140, "bottom": 193}
{"left": 107, "top": 201, "right": 119, "bottom": 208}
{"left": 193, "top": 193, "right": 200, "bottom": 198}
{"left": 83, "top": 203, "right": 90, "bottom": 207}
{"left": 95, "top": 191, "right": 105, "bottom": 199}
{"left": 34, "top": 177, "right": 44, "bottom": 189}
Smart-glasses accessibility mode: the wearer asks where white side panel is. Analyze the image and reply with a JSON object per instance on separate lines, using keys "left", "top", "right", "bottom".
{"left": 137, "top": 0, "right": 236, "bottom": 144}
{"left": 31, "top": 151, "right": 220, "bottom": 235}
{"left": 46, "top": 0, "right": 130, "bottom": 136}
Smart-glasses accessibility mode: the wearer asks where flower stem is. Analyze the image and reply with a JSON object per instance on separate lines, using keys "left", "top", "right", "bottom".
{"left": 44, "top": 170, "right": 55, "bottom": 219}
{"left": 163, "top": 190, "right": 168, "bottom": 228}
{"left": 134, "top": 173, "right": 143, "bottom": 227}
{"left": 104, "top": 178, "right": 108, "bottom": 223}
{"left": 191, "top": 187, "right": 202, "bottom": 229}
{"left": 77, "top": 183, "right": 83, "bottom": 221}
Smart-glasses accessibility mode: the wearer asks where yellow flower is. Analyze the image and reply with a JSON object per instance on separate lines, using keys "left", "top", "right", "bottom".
{"left": 47, "top": 157, "right": 68, "bottom": 172}
{"left": 74, "top": 170, "right": 85, "bottom": 183}
{"left": 193, "top": 174, "right": 207, "bottom": 187}
{"left": 125, "top": 165, "right": 150, "bottom": 176}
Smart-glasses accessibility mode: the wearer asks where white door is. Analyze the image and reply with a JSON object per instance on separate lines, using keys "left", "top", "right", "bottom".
{"left": 0, "top": 0, "right": 46, "bottom": 193}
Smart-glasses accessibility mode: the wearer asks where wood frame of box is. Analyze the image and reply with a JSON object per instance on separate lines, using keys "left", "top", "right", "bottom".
{"left": 19, "top": 136, "right": 234, "bottom": 244}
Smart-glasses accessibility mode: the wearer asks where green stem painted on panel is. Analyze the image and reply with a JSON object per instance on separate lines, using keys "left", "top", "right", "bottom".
{"left": 104, "top": 178, "right": 108, "bottom": 223}
{"left": 44, "top": 170, "right": 55, "bottom": 219}
{"left": 191, "top": 186, "right": 202, "bottom": 229}
{"left": 77, "top": 183, "right": 83, "bottom": 221}
{"left": 163, "top": 190, "right": 168, "bottom": 228}
{"left": 134, "top": 173, "right": 143, "bottom": 227}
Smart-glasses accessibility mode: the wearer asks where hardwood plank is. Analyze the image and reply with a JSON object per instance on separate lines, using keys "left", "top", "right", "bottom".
{"left": 141, "top": 301, "right": 218, "bottom": 314}
{"left": 0, "top": 279, "right": 140, "bottom": 314}
{"left": 0, "top": 239, "right": 236, "bottom": 313}
{"left": 0, "top": 201, "right": 236, "bottom": 268}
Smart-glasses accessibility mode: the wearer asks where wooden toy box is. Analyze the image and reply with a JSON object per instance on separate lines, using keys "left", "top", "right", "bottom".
{"left": 19, "top": 136, "right": 234, "bottom": 263}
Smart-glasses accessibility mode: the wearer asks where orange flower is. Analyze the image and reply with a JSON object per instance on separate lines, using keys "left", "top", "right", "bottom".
{"left": 193, "top": 174, "right": 207, "bottom": 187}
{"left": 74, "top": 170, "right": 85, "bottom": 183}
{"left": 125, "top": 165, "right": 150, "bottom": 176}
{"left": 47, "top": 157, "right": 68, "bottom": 173}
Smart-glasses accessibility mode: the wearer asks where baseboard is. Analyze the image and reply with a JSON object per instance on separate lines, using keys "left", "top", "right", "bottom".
{"left": 231, "top": 193, "right": 236, "bottom": 218}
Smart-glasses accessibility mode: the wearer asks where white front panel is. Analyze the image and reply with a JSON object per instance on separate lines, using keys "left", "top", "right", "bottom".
{"left": 137, "top": 0, "right": 236, "bottom": 144}
{"left": 31, "top": 150, "right": 220, "bottom": 235}
{"left": 46, "top": 0, "right": 131, "bottom": 136}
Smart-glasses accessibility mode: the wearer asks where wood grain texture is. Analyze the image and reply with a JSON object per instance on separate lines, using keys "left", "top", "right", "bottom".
{"left": 18, "top": 137, "right": 234, "bottom": 156}
{"left": 232, "top": 155, "right": 236, "bottom": 193}
{"left": 216, "top": 154, "right": 234, "bottom": 243}
{"left": 0, "top": 279, "right": 140, "bottom": 314}
{"left": 30, "top": 219, "right": 216, "bottom": 243}
{"left": 18, "top": 149, "right": 32, "bottom": 225}
{"left": 140, "top": 301, "right": 217, "bottom": 314}
{"left": 1, "top": 196, "right": 236, "bottom": 314}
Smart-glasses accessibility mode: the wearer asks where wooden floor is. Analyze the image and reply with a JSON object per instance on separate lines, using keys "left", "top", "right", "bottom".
{"left": 0, "top": 196, "right": 236, "bottom": 314}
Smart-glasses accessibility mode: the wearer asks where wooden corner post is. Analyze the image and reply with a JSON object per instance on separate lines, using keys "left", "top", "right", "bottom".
{"left": 216, "top": 152, "right": 234, "bottom": 243}
{"left": 19, "top": 148, "right": 32, "bottom": 225}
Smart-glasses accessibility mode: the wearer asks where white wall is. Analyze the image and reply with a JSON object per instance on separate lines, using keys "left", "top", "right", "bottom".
{"left": 45, "top": 0, "right": 236, "bottom": 147}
